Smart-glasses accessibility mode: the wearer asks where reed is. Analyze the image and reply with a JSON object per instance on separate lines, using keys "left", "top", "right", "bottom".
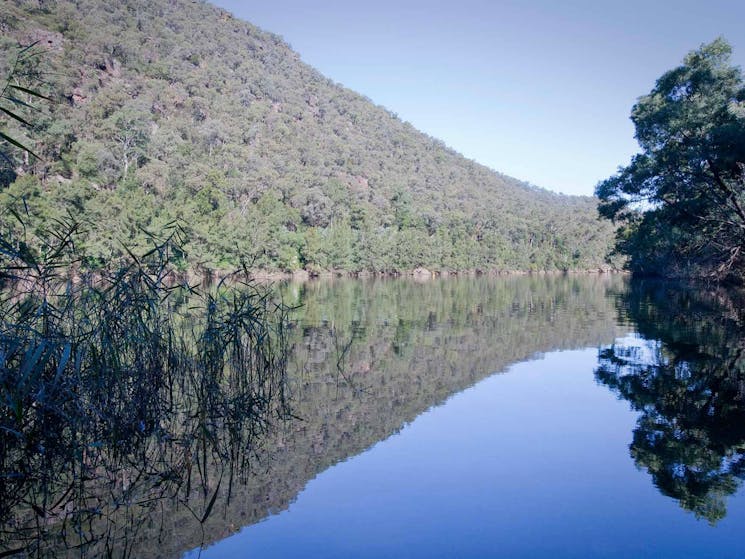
{"left": 0, "top": 218, "right": 291, "bottom": 556}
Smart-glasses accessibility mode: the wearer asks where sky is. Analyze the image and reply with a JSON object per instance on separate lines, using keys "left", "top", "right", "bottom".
{"left": 213, "top": 0, "right": 745, "bottom": 196}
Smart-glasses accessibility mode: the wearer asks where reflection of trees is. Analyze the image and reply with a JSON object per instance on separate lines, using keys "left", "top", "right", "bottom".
{"left": 0, "top": 267, "right": 291, "bottom": 558}
{"left": 596, "top": 281, "right": 745, "bottom": 523}
{"left": 4, "top": 275, "right": 628, "bottom": 557}
{"left": 161, "top": 274, "right": 625, "bottom": 557}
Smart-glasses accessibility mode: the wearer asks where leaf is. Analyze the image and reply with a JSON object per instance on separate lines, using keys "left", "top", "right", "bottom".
{"left": 30, "top": 503, "right": 46, "bottom": 518}
{"left": 0, "top": 106, "right": 32, "bottom": 127}
{"left": 0, "top": 130, "right": 41, "bottom": 160}
{"left": 200, "top": 474, "right": 222, "bottom": 523}
{"left": 3, "top": 96, "right": 38, "bottom": 111}
{"left": 7, "top": 84, "right": 52, "bottom": 102}
{"left": 19, "top": 341, "right": 47, "bottom": 387}
{"left": 53, "top": 343, "right": 72, "bottom": 385}
{"left": 17, "top": 41, "right": 41, "bottom": 55}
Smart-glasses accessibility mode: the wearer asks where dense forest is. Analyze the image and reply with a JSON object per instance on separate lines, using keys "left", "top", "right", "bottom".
{"left": 0, "top": 0, "right": 615, "bottom": 274}
{"left": 597, "top": 39, "right": 745, "bottom": 282}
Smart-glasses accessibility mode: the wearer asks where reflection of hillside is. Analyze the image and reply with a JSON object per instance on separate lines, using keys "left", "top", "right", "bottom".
{"left": 159, "top": 275, "right": 627, "bottom": 557}
{"left": 286, "top": 275, "right": 629, "bottom": 467}
{"left": 31, "top": 276, "right": 629, "bottom": 557}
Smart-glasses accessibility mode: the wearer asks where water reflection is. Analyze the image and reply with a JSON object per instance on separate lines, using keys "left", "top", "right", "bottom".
{"left": 184, "top": 275, "right": 628, "bottom": 555}
{"left": 0, "top": 270, "right": 291, "bottom": 558}
{"left": 596, "top": 281, "right": 745, "bottom": 523}
{"left": 1, "top": 274, "right": 629, "bottom": 557}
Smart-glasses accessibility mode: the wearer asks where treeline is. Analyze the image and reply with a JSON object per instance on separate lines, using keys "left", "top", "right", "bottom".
{"left": 1, "top": 0, "right": 615, "bottom": 274}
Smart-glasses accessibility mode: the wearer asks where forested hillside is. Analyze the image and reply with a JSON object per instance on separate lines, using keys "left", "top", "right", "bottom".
{"left": 1, "top": 0, "right": 615, "bottom": 274}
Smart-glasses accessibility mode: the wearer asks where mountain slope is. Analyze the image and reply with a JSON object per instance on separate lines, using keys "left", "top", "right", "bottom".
{"left": 1, "top": 0, "right": 616, "bottom": 273}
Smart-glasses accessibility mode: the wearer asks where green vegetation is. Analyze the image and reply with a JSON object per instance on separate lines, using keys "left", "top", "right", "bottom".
{"left": 0, "top": 26, "right": 298, "bottom": 557}
{"left": 0, "top": 27, "right": 293, "bottom": 557}
{"left": 1, "top": 0, "right": 614, "bottom": 275}
{"left": 597, "top": 281, "right": 745, "bottom": 523}
{"left": 596, "top": 39, "right": 745, "bottom": 281}
{"left": 0, "top": 219, "right": 290, "bottom": 557}
{"left": 0, "top": 42, "right": 49, "bottom": 163}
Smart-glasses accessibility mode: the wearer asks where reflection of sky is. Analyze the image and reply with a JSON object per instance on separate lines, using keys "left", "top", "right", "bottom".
{"left": 607, "top": 333, "right": 666, "bottom": 368}
{"left": 214, "top": 0, "right": 745, "bottom": 196}
{"left": 185, "top": 348, "right": 745, "bottom": 558}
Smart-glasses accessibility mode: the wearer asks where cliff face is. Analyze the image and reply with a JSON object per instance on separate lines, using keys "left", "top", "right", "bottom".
{"left": 3, "top": 0, "right": 615, "bottom": 272}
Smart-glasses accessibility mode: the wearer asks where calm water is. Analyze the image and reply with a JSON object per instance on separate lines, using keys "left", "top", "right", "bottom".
{"left": 4, "top": 275, "right": 745, "bottom": 557}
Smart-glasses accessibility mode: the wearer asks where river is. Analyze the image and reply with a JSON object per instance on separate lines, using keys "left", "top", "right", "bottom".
{"left": 4, "top": 275, "right": 745, "bottom": 557}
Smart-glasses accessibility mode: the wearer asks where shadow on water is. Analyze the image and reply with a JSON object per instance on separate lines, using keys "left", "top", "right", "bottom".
{"left": 596, "top": 280, "right": 745, "bottom": 524}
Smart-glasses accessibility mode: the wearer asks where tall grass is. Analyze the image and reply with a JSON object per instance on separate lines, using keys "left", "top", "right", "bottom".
{"left": 0, "top": 218, "right": 291, "bottom": 557}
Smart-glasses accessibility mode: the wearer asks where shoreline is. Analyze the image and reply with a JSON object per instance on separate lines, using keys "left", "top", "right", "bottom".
{"left": 3, "top": 265, "right": 627, "bottom": 290}
{"left": 207, "top": 266, "right": 627, "bottom": 284}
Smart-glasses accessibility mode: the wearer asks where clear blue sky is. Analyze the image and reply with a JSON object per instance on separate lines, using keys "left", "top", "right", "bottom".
{"left": 213, "top": 0, "right": 745, "bottom": 196}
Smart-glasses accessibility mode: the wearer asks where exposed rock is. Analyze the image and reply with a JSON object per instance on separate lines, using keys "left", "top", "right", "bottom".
{"left": 24, "top": 28, "right": 63, "bottom": 52}
{"left": 413, "top": 267, "right": 432, "bottom": 280}
{"left": 71, "top": 87, "right": 88, "bottom": 105}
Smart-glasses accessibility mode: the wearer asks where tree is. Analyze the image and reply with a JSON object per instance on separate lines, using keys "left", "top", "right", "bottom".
{"left": 1, "top": 0, "right": 618, "bottom": 274}
{"left": 596, "top": 38, "right": 745, "bottom": 281}
{"left": 101, "top": 107, "right": 150, "bottom": 180}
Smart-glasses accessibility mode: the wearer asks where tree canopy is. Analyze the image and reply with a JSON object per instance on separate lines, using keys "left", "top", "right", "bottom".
{"left": 596, "top": 38, "right": 745, "bottom": 281}
{"left": 1, "top": 0, "right": 615, "bottom": 274}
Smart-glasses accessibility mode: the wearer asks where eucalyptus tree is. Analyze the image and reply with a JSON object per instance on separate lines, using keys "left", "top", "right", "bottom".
{"left": 596, "top": 38, "right": 745, "bottom": 280}
{"left": 3, "top": 0, "right": 617, "bottom": 274}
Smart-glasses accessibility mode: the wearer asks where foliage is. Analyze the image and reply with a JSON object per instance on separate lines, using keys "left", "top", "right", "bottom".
{"left": 0, "top": 218, "right": 291, "bottom": 556}
{"left": 596, "top": 38, "right": 745, "bottom": 281}
{"left": 1, "top": 0, "right": 615, "bottom": 274}
{"left": 0, "top": 41, "right": 50, "bottom": 170}
{"left": 3, "top": 273, "right": 627, "bottom": 556}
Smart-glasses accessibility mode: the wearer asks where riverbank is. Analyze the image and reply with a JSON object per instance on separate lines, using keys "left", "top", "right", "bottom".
{"left": 226, "top": 266, "right": 625, "bottom": 284}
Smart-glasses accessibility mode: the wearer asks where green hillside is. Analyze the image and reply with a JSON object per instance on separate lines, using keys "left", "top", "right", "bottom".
{"left": 1, "top": 0, "right": 615, "bottom": 274}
